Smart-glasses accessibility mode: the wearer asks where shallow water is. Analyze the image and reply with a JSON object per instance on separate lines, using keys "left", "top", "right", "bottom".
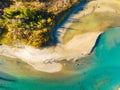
{"left": 0, "top": 27, "right": 120, "bottom": 90}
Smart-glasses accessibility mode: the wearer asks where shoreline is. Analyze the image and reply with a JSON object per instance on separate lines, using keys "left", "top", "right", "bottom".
{"left": 0, "top": 0, "right": 120, "bottom": 73}
{"left": 0, "top": 31, "right": 101, "bottom": 73}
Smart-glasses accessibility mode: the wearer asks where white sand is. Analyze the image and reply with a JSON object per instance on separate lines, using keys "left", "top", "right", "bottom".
{"left": 87, "top": 0, "right": 120, "bottom": 13}
{"left": 28, "top": 62, "right": 63, "bottom": 73}
{"left": 58, "top": 0, "right": 120, "bottom": 43}
{"left": 0, "top": 32, "right": 101, "bottom": 73}
{"left": 64, "top": 32, "right": 102, "bottom": 57}
{"left": 0, "top": 0, "right": 120, "bottom": 73}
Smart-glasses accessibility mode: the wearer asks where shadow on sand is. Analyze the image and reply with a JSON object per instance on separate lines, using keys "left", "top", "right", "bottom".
{"left": 53, "top": 0, "right": 89, "bottom": 45}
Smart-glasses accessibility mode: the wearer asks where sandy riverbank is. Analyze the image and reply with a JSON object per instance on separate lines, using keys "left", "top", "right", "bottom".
{"left": 0, "top": 31, "right": 101, "bottom": 73}
{"left": 0, "top": 0, "right": 120, "bottom": 73}
{"left": 63, "top": 0, "right": 120, "bottom": 43}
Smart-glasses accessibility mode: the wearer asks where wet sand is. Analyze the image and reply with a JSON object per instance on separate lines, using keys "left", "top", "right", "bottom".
{"left": 0, "top": 0, "right": 120, "bottom": 73}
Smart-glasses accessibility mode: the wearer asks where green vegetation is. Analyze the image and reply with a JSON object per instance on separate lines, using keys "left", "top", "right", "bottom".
{"left": 0, "top": 7, "right": 54, "bottom": 47}
{"left": 0, "top": 0, "right": 81, "bottom": 47}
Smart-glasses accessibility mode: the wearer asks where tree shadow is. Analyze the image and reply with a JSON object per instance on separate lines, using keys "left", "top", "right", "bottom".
{"left": 38, "top": 0, "right": 52, "bottom": 2}
{"left": 60, "top": 26, "right": 76, "bottom": 30}
{"left": 0, "top": 0, "right": 11, "bottom": 9}
{"left": 53, "top": 0, "right": 89, "bottom": 45}
{"left": 20, "top": 0, "right": 52, "bottom": 2}
{"left": 67, "top": 18, "right": 80, "bottom": 23}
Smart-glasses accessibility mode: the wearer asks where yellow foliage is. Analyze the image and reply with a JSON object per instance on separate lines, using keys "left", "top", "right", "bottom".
{"left": 47, "top": 18, "right": 52, "bottom": 23}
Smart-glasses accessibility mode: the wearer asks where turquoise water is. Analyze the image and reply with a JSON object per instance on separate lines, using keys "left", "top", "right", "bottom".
{"left": 0, "top": 27, "right": 120, "bottom": 90}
